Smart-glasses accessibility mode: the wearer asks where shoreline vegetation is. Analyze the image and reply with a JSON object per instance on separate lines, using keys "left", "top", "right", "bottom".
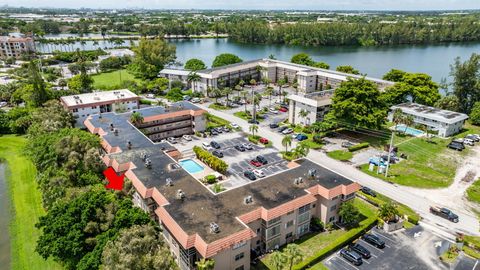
{"left": 0, "top": 136, "right": 61, "bottom": 270}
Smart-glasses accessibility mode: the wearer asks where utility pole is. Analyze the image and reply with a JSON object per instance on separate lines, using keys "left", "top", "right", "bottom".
{"left": 385, "top": 131, "right": 394, "bottom": 177}
{"left": 252, "top": 88, "right": 257, "bottom": 122}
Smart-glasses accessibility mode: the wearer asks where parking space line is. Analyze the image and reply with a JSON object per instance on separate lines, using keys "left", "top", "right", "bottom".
{"left": 359, "top": 240, "right": 384, "bottom": 253}
{"left": 372, "top": 231, "right": 396, "bottom": 243}
{"left": 337, "top": 257, "right": 361, "bottom": 270}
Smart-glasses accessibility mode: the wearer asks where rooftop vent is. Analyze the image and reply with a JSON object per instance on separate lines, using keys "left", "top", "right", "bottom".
{"left": 113, "top": 128, "right": 119, "bottom": 136}
{"left": 210, "top": 222, "right": 220, "bottom": 234}
{"left": 244, "top": 195, "right": 253, "bottom": 204}
{"left": 294, "top": 177, "right": 303, "bottom": 185}
{"left": 127, "top": 141, "right": 132, "bottom": 150}
{"left": 165, "top": 178, "right": 173, "bottom": 186}
{"left": 176, "top": 189, "right": 185, "bottom": 200}
{"left": 110, "top": 123, "right": 114, "bottom": 131}
{"left": 94, "top": 96, "right": 100, "bottom": 101}
{"left": 145, "top": 158, "right": 152, "bottom": 169}
{"left": 308, "top": 169, "right": 317, "bottom": 178}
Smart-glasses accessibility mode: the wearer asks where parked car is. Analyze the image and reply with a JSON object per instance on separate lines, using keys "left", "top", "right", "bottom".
{"left": 212, "top": 150, "right": 223, "bottom": 158}
{"left": 244, "top": 171, "right": 257, "bottom": 181}
{"left": 466, "top": 134, "right": 479, "bottom": 142}
{"left": 230, "top": 123, "right": 240, "bottom": 129}
{"left": 464, "top": 138, "right": 475, "bottom": 146}
{"left": 191, "top": 97, "right": 201, "bottom": 103}
{"left": 341, "top": 141, "right": 355, "bottom": 148}
{"left": 248, "top": 119, "right": 260, "bottom": 124}
{"left": 213, "top": 127, "right": 223, "bottom": 134}
{"left": 252, "top": 169, "right": 266, "bottom": 178}
{"left": 369, "top": 157, "right": 388, "bottom": 166}
{"left": 282, "top": 128, "right": 294, "bottom": 135}
{"left": 250, "top": 159, "right": 263, "bottom": 167}
{"left": 182, "top": 134, "right": 192, "bottom": 141}
{"left": 361, "top": 186, "right": 377, "bottom": 197}
{"left": 269, "top": 107, "right": 278, "bottom": 114}
{"left": 210, "top": 141, "right": 221, "bottom": 149}
{"left": 167, "top": 137, "right": 177, "bottom": 144}
{"left": 362, "top": 234, "right": 385, "bottom": 249}
{"left": 183, "top": 95, "right": 191, "bottom": 101}
{"left": 453, "top": 138, "right": 464, "bottom": 144}
{"left": 296, "top": 134, "right": 308, "bottom": 141}
{"left": 269, "top": 123, "right": 279, "bottom": 129}
{"left": 210, "top": 130, "right": 218, "bottom": 136}
{"left": 430, "top": 206, "right": 459, "bottom": 223}
{"left": 146, "top": 94, "right": 155, "bottom": 99}
{"left": 259, "top": 138, "right": 269, "bottom": 144}
{"left": 349, "top": 243, "right": 371, "bottom": 259}
{"left": 279, "top": 107, "right": 288, "bottom": 112}
{"left": 221, "top": 126, "right": 231, "bottom": 133}
{"left": 291, "top": 133, "right": 299, "bottom": 139}
{"left": 447, "top": 141, "right": 465, "bottom": 151}
{"left": 278, "top": 126, "right": 288, "bottom": 133}
{"left": 202, "top": 142, "right": 212, "bottom": 150}
{"left": 256, "top": 155, "right": 268, "bottom": 165}
{"left": 340, "top": 249, "right": 363, "bottom": 266}
{"left": 242, "top": 143, "right": 254, "bottom": 150}
{"left": 235, "top": 145, "right": 246, "bottom": 152}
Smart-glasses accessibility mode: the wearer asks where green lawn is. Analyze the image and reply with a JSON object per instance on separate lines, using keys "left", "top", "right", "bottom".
{"left": 327, "top": 150, "right": 353, "bottom": 161}
{"left": 0, "top": 135, "right": 61, "bottom": 270}
{"left": 92, "top": 69, "right": 140, "bottom": 90}
{"left": 467, "top": 179, "right": 480, "bottom": 204}
{"left": 208, "top": 103, "right": 232, "bottom": 110}
{"left": 257, "top": 199, "right": 377, "bottom": 270}
{"left": 233, "top": 111, "right": 265, "bottom": 122}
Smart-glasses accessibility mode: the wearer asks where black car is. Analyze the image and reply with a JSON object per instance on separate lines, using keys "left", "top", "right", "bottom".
{"left": 447, "top": 141, "right": 464, "bottom": 151}
{"left": 349, "top": 243, "right": 371, "bottom": 259}
{"left": 269, "top": 123, "right": 279, "bottom": 129}
{"left": 210, "top": 130, "right": 218, "bottom": 136}
{"left": 244, "top": 171, "right": 257, "bottom": 181}
{"left": 340, "top": 249, "right": 363, "bottom": 266}
{"left": 248, "top": 119, "right": 260, "bottom": 124}
{"left": 278, "top": 126, "right": 288, "bottom": 133}
{"left": 235, "top": 145, "right": 246, "bottom": 152}
{"left": 256, "top": 155, "right": 268, "bottom": 165}
{"left": 212, "top": 150, "right": 223, "bottom": 158}
{"left": 362, "top": 234, "right": 385, "bottom": 249}
{"left": 361, "top": 186, "right": 377, "bottom": 197}
{"left": 210, "top": 141, "right": 221, "bottom": 149}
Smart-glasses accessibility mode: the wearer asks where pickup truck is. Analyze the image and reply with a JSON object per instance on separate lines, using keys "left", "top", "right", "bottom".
{"left": 430, "top": 206, "right": 459, "bottom": 223}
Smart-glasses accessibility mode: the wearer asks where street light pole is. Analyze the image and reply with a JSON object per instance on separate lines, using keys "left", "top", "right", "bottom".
{"left": 385, "top": 131, "right": 394, "bottom": 177}
{"left": 252, "top": 88, "right": 256, "bottom": 122}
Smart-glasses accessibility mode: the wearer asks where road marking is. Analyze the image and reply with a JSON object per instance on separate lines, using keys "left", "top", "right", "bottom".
{"left": 360, "top": 240, "right": 385, "bottom": 253}
{"left": 473, "top": 260, "right": 478, "bottom": 270}
{"left": 336, "top": 256, "right": 361, "bottom": 270}
{"left": 372, "top": 231, "right": 396, "bottom": 243}
{"left": 369, "top": 253, "right": 378, "bottom": 258}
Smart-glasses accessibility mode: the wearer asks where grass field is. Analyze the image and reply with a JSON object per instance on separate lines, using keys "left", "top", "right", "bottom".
{"left": 0, "top": 135, "right": 61, "bottom": 270}
{"left": 92, "top": 69, "right": 140, "bottom": 90}
{"left": 327, "top": 150, "right": 353, "bottom": 161}
{"left": 467, "top": 179, "right": 480, "bottom": 204}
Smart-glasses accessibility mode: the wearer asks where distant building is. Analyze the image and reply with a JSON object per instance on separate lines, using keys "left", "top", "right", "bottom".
{"left": 288, "top": 90, "right": 334, "bottom": 125}
{"left": 388, "top": 102, "right": 469, "bottom": 137}
{"left": 0, "top": 35, "right": 35, "bottom": 59}
{"left": 60, "top": 89, "right": 140, "bottom": 125}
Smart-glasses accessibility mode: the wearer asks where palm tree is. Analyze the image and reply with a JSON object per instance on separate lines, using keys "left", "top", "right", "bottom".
{"left": 130, "top": 111, "right": 144, "bottom": 126}
{"left": 392, "top": 108, "right": 404, "bottom": 133}
{"left": 293, "top": 144, "right": 310, "bottom": 159}
{"left": 195, "top": 258, "right": 215, "bottom": 270}
{"left": 403, "top": 115, "right": 415, "bottom": 134}
{"left": 270, "top": 251, "right": 287, "bottom": 270}
{"left": 222, "top": 87, "right": 233, "bottom": 104}
{"left": 421, "top": 124, "right": 430, "bottom": 141}
{"left": 378, "top": 202, "right": 399, "bottom": 223}
{"left": 187, "top": 72, "right": 201, "bottom": 92}
{"left": 282, "top": 135, "right": 292, "bottom": 153}
{"left": 284, "top": 244, "right": 304, "bottom": 270}
{"left": 249, "top": 124, "right": 258, "bottom": 137}
{"left": 241, "top": 90, "right": 248, "bottom": 113}
{"left": 278, "top": 78, "right": 286, "bottom": 103}
{"left": 211, "top": 88, "right": 223, "bottom": 104}
{"left": 265, "top": 86, "right": 274, "bottom": 108}
{"left": 298, "top": 109, "right": 309, "bottom": 125}
{"left": 249, "top": 78, "right": 257, "bottom": 86}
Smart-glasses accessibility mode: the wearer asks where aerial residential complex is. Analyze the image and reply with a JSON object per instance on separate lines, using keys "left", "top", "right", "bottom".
{"left": 83, "top": 102, "right": 360, "bottom": 270}
{"left": 60, "top": 89, "right": 140, "bottom": 125}
{"left": 0, "top": 35, "right": 35, "bottom": 59}
{"left": 388, "top": 103, "right": 469, "bottom": 137}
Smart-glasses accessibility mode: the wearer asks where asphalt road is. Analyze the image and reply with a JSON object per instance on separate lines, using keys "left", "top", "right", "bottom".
{"left": 198, "top": 103, "right": 480, "bottom": 237}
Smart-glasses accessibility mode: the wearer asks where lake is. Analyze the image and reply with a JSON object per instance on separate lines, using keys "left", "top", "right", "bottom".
{"left": 36, "top": 37, "right": 480, "bottom": 83}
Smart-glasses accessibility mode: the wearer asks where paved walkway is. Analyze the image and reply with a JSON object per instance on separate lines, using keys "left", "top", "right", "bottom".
{"left": 198, "top": 103, "right": 480, "bottom": 237}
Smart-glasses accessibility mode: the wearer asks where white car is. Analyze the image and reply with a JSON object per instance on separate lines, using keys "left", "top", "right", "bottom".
{"left": 464, "top": 138, "right": 475, "bottom": 146}
{"left": 269, "top": 107, "right": 278, "bottom": 114}
{"left": 291, "top": 133, "right": 299, "bottom": 139}
{"left": 191, "top": 97, "right": 201, "bottom": 103}
{"left": 230, "top": 123, "right": 240, "bottom": 129}
{"left": 282, "top": 128, "right": 294, "bottom": 135}
{"left": 252, "top": 169, "right": 266, "bottom": 178}
{"left": 146, "top": 94, "right": 155, "bottom": 99}
{"left": 182, "top": 135, "right": 192, "bottom": 141}
{"left": 202, "top": 142, "right": 212, "bottom": 150}
{"left": 167, "top": 137, "right": 177, "bottom": 144}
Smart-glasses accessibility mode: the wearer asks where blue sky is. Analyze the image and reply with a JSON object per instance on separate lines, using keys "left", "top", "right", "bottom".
{"left": 2, "top": 0, "right": 480, "bottom": 10}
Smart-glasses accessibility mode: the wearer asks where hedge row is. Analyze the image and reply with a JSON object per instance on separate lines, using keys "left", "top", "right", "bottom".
{"left": 293, "top": 217, "right": 377, "bottom": 269}
{"left": 358, "top": 192, "right": 420, "bottom": 225}
{"left": 348, "top": 142, "right": 370, "bottom": 152}
{"left": 193, "top": 146, "right": 228, "bottom": 174}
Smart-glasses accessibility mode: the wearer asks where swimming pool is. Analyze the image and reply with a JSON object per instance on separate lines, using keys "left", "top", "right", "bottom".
{"left": 179, "top": 159, "right": 204, "bottom": 174}
{"left": 395, "top": 124, "right": 424, "bottom": 136}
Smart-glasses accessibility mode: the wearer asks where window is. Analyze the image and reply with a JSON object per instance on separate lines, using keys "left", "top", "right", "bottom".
{"left": 299, "top": 204, "right": 311, "bottom": 214}
{"left": 286, "top": 232, "right": 293, "bottom": 239}
{"left": 91, "top": 106, "right": 96, "bottom": 109}
{"left": 286, "top": 220, "right": 294, "bottom": 228}
{"left": 330, "top": 205, "right": 337, "bottom": 211}
{"left": 298, "top": 212, "right": 310, "bottom": 224}
{"left": 267, "top": 216, "right": 281, "bottom": 227}
{"left": 297, "top": 223, "right": 309, "bottom": 235}
{"left": 235, "top": 266, "right": 244, "bottom": 270}
{"left": 256, "top": 228, "right": 261, "bottom": 234}
{"left": 312, "top": 204, "right": 316, "bottom": 208}
{"left": 266, "top": 225, "right": 281, "bottom": 239}
{"left": 286, "top": 210, "right": 294, "bottom": 216}
{"left": 72, "top": 108, "right": 78, "bottom": 113}
{"left": 329, "top": 216, "right": 335, "bottom": 222}
{"left": 235, "top": 252, "right": 244, "bottom": 261}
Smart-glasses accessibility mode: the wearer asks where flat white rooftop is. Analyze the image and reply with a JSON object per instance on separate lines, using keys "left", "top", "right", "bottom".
{"left": 391, "top": 102, "right": 469, "bottom": 124}
{"left": 60, "top": 89, "right": 138, "bottom": 107}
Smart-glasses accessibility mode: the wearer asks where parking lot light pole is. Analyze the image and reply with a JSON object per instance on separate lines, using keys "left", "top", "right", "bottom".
{"left": 252, "top": 88, "right": 256, "bottom": 122}
{"left": 385, "top": 131, "right": 394, "bottom": 177}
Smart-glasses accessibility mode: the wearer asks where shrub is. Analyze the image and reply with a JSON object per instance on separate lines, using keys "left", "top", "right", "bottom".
{"left": 313, "top": 134, "right": 324, "bottom": 143}
{"left": 204, "top": 175, "right": 217, "bottom": 184}
{"left": 471, "top": 102, "right": 480, "bottom": 126}
{"left": 193, "top": 146, "right": 228, "bottom": 174}
{"left": 248, "top": 135, "right": 261, "bottom": 144}
{"left": 139, "top": 99, "right": 153, "bottom": 105}
{"left": 348, "top": 142, "right": 370, "bottom": 152}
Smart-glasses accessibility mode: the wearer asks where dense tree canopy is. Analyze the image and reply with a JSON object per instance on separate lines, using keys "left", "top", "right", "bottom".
{"left": 450, "top": 53, "right": 480, "bottom": 114}
{"left": 336, "top": 65, "right": 360, "bottom": 75}
{"left": 130, "top": 38, "right": 176, "bottom": 79}
{"left": 27, "top": 100, "right": 74, "bottom": 137}
{"left": 470, "top": 102, "right": 480, "bottom": 126}
{"left": 434, "top": 95, "right": 460, "bottom": 112}
{"left": 184, "top": 58, "right": 207, "bottom": 71}
{"left": 211, "top": 53, "right": 242, "bottom": 68}
{"left": 290, "top": 53, "right": 329, "bottom": 69}
{"left": 101, "top": 224, "right": 177, "bottom": 270}
{"left": 328, "top": 77, "right": 387, "bottom": 129}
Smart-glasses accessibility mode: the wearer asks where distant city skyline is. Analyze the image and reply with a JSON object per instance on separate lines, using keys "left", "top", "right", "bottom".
{"left": 2, "top": 0, "right": 480, "bottom": 11}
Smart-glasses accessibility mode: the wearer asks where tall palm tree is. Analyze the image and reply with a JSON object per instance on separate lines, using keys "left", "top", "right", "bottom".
{"left": 378, "top": 202, "right": 399, "bottom": 223}
{"left": 211, "top": 88, "right": 223, "bottom": 104}
{"left": 284, "top": 244, "right": 304, "bottom": 270}
{"left": 298, "top": 109, "right": 308, "bottom": 125}
{"left": 187, "top": 72, "right": 201, "bottom": 92}
{"left": 282, "top": 135, "right": 292, "bottom": 153}
{"left": 130, "top": 111, "right": 144, "bottom": 126}
{"left": 222, "top": 87, "right": 233, "bottom": 104}
{"left": 249, "top": 124, "right": 258, "bottom": 137}
{"left": 270, "top": 251, "right": 287, "bottom": 270}
{"left": 265, "top": 86, "right": 274, "bottom": 108}
{"left": 195, "top": 258, "right": 215, "bottom": 270}
{"left": 277, "top": 78, "right": 286, "bottom": 103}
{"left": 403, "top": 115, "right": 415, "bottom": 134}
{"left": 293, "top": 144, "right": 310, "bottom": 159}
{"left": 241, "top": 90, "right": 248, "bottom": 113}
{"left": 392, "top": 108, "right": 404, "bottom": 132}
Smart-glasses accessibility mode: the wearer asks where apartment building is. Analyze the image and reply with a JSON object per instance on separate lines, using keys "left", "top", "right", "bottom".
{"left": 288, "top": 90, "right": 334, "bottom": 125}
{"left": 84, "top": 109, "right": 360, "bottom": 270}
{"left": 60, "top": 89, "right": 140, "bottom": 125}
{"left": 132, "top": 102, "right": 207, "bottom": 141}
{"left": 0, "top": 35, "right": 35, "bottom": 59}
{"left": 159, "top": 59, "right": 393, "bottom": 95}
{"left": 388, "top": 102, "right": 469, "bottom": 137}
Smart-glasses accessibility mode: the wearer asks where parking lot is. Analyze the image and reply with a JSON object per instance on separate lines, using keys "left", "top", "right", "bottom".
{"left": 324, "top": 226, "right": 478, "bottom": 270}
